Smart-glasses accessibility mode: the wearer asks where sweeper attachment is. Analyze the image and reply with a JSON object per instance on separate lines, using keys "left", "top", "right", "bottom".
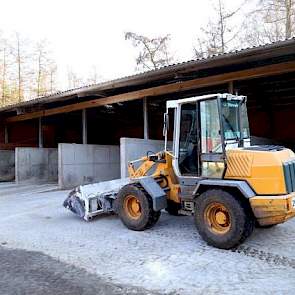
{"left": 63, "top": 178, "right": 130, "bottom": 221}
{"left": 63, "top": 93, "right": 295, "bottom": 249}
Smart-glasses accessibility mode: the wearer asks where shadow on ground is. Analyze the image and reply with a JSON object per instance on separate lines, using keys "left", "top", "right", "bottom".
{"left": 0, "top": 246, "right": 164, "bottom": 295}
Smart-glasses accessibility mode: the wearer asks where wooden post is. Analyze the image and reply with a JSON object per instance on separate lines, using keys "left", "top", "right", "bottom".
{"left": 228, "top": 81, "right": 234, "bottom": 94}
{"left": 38, "top": 117, "right": 43, "bottom": 148}
{"left": 4, "top": 125, "right": 8, "bottom": 144}
{"left": 82, "top": 109, "right": 87, "bottom": 144}
{"left": 143, "top": 97, "right": 149, "bottom": 140}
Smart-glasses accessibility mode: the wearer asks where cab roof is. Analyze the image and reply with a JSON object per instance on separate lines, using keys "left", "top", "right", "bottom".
{"left": 166, "top": 93, "right": 246, "bottom": 108}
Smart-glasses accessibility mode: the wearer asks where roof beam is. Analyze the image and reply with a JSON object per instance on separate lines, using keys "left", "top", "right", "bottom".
{"left": 5, "top": 60, "right": 295, "bottom": 123}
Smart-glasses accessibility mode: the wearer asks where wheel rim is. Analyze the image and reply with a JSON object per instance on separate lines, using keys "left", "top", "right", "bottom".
{"left": 204, "top": 202, "right": 231, "bottom": 234}
{"left": 124, "top": 195, "right": 142, "bottom": 220}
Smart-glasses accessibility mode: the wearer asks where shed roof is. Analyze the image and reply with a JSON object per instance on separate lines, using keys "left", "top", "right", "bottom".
{"left": 0, "top": 37, "right": 295, "bottom": 114}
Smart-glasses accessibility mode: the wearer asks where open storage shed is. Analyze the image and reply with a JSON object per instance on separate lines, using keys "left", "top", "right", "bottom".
{"left": 0, "top": 38, "right": 295, "bottom": 188}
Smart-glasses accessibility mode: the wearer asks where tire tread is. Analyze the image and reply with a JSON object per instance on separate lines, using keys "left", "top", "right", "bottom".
{"left": 194, "top": 189, "right": 254, "bottom": 249}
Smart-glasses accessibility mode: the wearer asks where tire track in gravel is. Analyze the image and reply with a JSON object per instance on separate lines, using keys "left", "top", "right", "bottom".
{"left": 232, "top": 245, "right": 295, "bottom": 269}
{"left": 148, "top": 221, "right": 295, "bottom": 270}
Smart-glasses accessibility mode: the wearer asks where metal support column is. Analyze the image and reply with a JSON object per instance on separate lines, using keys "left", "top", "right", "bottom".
{"left": 143, "top": 97, "right": 149, "bottom": 140}
{"left": 38, "top": 117, "right": 43, "bottom": 148}
{"left": 82, "top": 109, "right": 87, "bottom": 144}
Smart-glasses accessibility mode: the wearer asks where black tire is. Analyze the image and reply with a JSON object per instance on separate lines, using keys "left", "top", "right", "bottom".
{"left": 117, "top": 184, "right": 161, "bottom": 231}
{"left": 194, "top": 189, "right": 255, "bottom": 249}
{"left": 165, "top": 200, "right": 181, "bottom": 216}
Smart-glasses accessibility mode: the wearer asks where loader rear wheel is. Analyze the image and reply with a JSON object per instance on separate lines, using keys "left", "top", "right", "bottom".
{"left": 117, "top": 184, "right": 161, "bottom": 231}
{"left": 194, "top": 189, "right": 254, "bottom": 249}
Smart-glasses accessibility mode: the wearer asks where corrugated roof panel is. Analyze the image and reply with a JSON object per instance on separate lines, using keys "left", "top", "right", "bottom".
{"left": 0, "top": 37, "right": 294, "bottom": 113}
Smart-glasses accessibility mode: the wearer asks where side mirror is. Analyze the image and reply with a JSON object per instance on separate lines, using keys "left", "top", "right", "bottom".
{"left": 163, "top": 113, "right": 169, "bottom": 137}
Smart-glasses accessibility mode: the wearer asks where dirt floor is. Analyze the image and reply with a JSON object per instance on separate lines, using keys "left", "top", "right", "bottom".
{"left": 0, "top": 182, "right": 295, "bottom": 294}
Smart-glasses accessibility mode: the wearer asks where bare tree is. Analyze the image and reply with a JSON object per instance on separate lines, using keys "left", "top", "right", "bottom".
{"left": 33, "top": 40, "right": 57, "bottom": 97}
{"left": 16, "top": 33, "right": 23, "bottom": 102}
{"left": 67, "top": 68, "right": 84, "bottom": 89}
{"left": 261, "top": 0, "right": 294, "bottom": 39}
{"left": 125, "top": 32, "right": 173, "bottom": 71}
{"left": 36, "top": 41, "right": 47, "bottom": 96}
{"left": 0, "top": 37, "right": 10, "bottom": 106}
{"left": 284, "top": 0, "right": 295, "bottom": 38}
{"left": 86, "top": 65, "right": 100, "bottom": 84}
{"left": 48, "top": 61, "right": 58, "bottom": 94}
{"left": 0, "top": 32, "right": 60, "bottom": 106}
{"left": 194, "top": 0, "right": 244, "bottom": 58}
{"left": 244, "top": 0, "right": 295, "bottom": 46}
{"left": 10, "top": 33, "right": 34, "bottom": 102}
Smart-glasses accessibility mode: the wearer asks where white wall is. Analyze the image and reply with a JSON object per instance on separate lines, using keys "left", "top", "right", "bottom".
{"left": 58, "top": 143, "right": 120, "bottom": 189}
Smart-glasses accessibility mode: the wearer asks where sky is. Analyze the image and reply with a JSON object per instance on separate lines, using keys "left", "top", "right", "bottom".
{"left": 0, "top": 0, "right": 244, "bottom": 89}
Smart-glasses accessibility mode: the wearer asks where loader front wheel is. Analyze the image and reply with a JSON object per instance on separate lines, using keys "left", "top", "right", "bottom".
{"left": 117, "top": 184, "right": 161, "bottom": 231}
{"left": 194, "top": 189, "right": 254, "bottom": 249}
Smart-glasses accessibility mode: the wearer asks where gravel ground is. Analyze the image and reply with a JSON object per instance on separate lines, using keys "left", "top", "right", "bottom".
{"left": 0, "top": 246, "right": 160, "bottom": 295}
{"left": 0, "top": 182, "right": 295, "bottom": 294}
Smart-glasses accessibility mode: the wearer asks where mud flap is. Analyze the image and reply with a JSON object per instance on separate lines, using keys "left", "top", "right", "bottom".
{"left": 138, "top": 177, "right": 167, "bottom": 211}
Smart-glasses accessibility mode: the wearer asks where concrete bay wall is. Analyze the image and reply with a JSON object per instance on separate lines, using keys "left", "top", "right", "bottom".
{"left": 0, "top": 150, "right": 15, "bottom": 182}
{"left": 58, "top": 143, "right": 120, "bottom": 189}
{"left": 120, "top": 137, "right": 172, "bottom": 178}
{"left": 15, "top": 148, "right": 58, "bottom": 184}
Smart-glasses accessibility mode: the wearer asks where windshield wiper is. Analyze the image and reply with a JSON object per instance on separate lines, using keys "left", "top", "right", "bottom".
{"left": 222, "top": 115, "right": 240, "bottom": 142}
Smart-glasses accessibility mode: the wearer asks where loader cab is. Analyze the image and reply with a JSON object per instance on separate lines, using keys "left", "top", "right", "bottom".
{"left": 165, "top": 94, "right": 250, "bottom": 178}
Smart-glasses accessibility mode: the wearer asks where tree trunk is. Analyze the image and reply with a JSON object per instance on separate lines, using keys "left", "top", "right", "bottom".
{"left": 17, "top": 37, "right": 22, "bottom": 103}
{"left": 2, "top": 47, "right": 6, "bottom": 105}
{"left": 285, "top": 0, "right": 292, "bottom": 38}
{"left": 37, "top": 52, "right": 41, "bottom": 97}
{"left": 218, "top": 0, "right": 225, "bottom": 53}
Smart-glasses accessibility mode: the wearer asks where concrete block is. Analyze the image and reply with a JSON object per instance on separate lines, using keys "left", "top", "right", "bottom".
{"left": 15, "top": 148, "right": 58, "bottom": 184}
{"left": 75, "top": 144, "right": 94, "bottom": 164}
{"left": 48, "top": 149, "right": 58, "bottom": 180}
{"left": 61, "top": 144, "right": 75, "bottom": 165}
{"left": 62, "top": 163, "right": 95, "bottom": 188}
{"left": 93, "top": 163, "right": 120, "bottom": 181}
{"left": 0, "top": 150, "right": 15, "bottom": 182}
{"left": 58, "top": 143, "right": 120, "bottom": 189}
{"left": 31, "top": 150, "right": 44, "bottom": 165}
{"left": 93, "top": 146, "right": 109, "bottom": 164}
{"left": 110, "top": 147, "right": 120, "bottom": 163}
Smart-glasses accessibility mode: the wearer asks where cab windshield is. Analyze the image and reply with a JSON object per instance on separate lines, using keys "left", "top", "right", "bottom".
{"left": 221, "top": 99, "right": 250, "bottom": 141}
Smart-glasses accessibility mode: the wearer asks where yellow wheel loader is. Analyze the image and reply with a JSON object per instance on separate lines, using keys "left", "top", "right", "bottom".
{"left": 64, "top": 93, "right": 295, "bottom": 249}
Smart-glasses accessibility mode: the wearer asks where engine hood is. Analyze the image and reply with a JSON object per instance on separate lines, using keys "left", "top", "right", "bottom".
{"left": 225, "top": 146, "right": 295, "bottom": 195}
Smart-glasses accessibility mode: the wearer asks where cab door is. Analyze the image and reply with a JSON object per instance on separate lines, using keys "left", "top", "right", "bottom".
{"left": 177, "top": 102, "right": 199, "bottom": 176}
{"left": 199, "top": 98, "right": 225, "bottom": 178}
